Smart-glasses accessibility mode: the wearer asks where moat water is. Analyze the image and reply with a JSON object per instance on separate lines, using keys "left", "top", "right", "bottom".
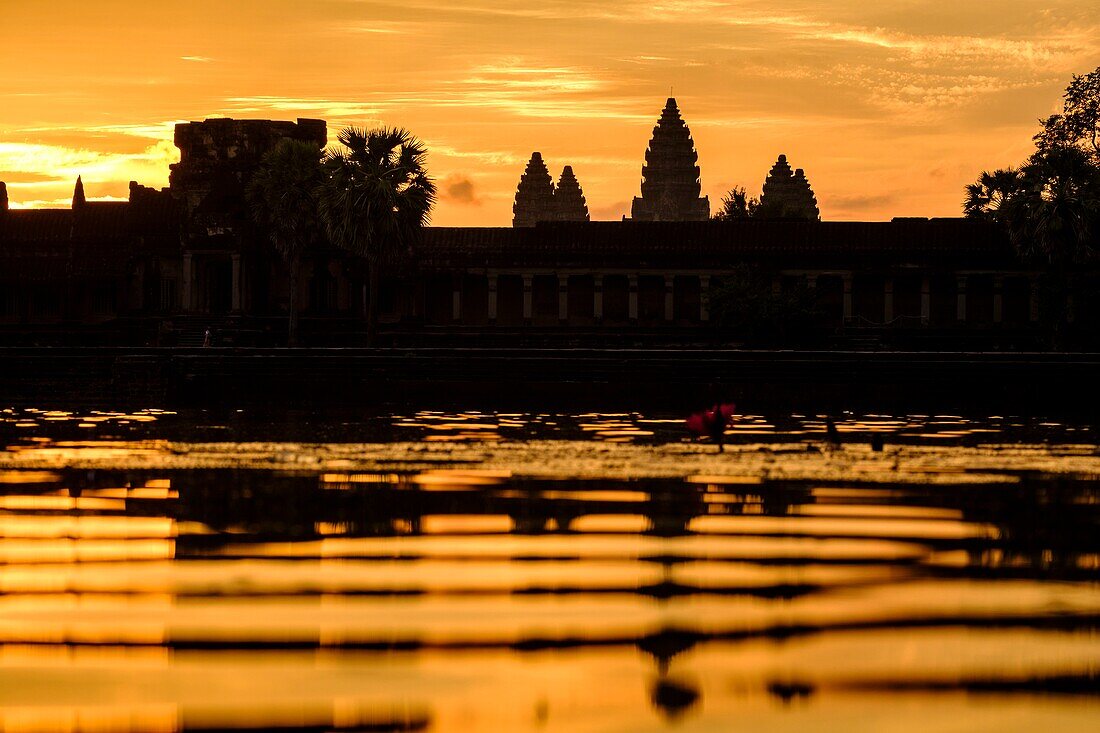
{"left": 0, "top": 408, "right": 1098, "bottom": 732}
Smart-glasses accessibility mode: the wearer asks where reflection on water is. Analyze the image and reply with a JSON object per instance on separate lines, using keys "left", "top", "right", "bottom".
{"left": 0, "top": 410, "right": 1098, "bottom": 731}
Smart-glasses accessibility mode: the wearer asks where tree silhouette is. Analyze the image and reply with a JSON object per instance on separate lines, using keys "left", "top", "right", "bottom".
{"left": 318, "top": 127, "right": 436, "bottom": 345}
{"left": 963, "top": 168, "right": 1022, "bottom": 222}
{"left": 246, "top": 139, "right": 325, "bottom": 346}
{"left": 1035, "top": 67, "right": 1100, "bottom": 162}
{"left": 964, "top": 66, "right": 1100, "bottom": 346}
{"left": 713, "top": 186, "right": 759, "bottom": 219}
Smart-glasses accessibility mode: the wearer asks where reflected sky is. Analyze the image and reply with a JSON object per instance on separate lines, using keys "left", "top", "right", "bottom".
{"left": 0, "top": 409, "right": 1097, "bottom": 731}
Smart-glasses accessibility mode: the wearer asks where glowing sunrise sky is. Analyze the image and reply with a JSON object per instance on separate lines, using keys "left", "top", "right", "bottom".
{"left": 0, "top": 1, "right": 1096, "bottom": 224}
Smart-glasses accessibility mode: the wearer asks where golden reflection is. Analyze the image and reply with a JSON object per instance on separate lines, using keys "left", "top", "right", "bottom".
{"left": 0, "top": 517, "right": 176, "bottom": 540}
{"left": 0, "top": 539, "right": 175, "bottom": 564}
{"left": 0, "top": 496, "right": 126, "bottom": 511}
{"left": 538, "top": 490, "right": 648, "bottom": 503}
{"left": 411, "top": 470, "right": 512, "bottom": 488}
{"left": 126, "top": 487, "right": 178, "bottom": 500}
{"left": 569, "top": 514, "right": 652, "bottom": 533}
{"left": 686, "top": 475, "right": 763, "bottom": 485}
{"left": 796, "top": 505, "right": 964, "bottom": 520}
{"left": 80, "top": 488, "right": 129, "bottom": 499}
{"left": 0, "top": 410, "right": 1097, "bottom": 731}
{"left": 321, "top": 472, "right": 401, "bottom": 484}
{"left": 0, "top": 472, "right": 61, "bottom": 485}
{"left": 688, "top": 515, "right": 996, "bottom": 541}
{"left": 420, "top": 515, "right": 514, "bottom": 534}
{"left": 0, "top": 705, "right": 178, "bottom": 733}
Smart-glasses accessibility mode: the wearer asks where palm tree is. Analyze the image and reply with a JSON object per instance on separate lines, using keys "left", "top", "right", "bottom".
{"left": 1014, "top": 148, "right": 1099, "bottom": 266}
{"left": 966, "top": 151, "right": 1098, "bottom": 266}
{"left": 246, "top": 139, "right": 325, "bottom": 346}
{"left": 965, "top": 149, "right": 1099, "bottom": 346}
{"left": 318, "top": 127, "right": 436, "bottom": 345}
{"left": 963, "top": 168, "right": 1023, "bottom": 222}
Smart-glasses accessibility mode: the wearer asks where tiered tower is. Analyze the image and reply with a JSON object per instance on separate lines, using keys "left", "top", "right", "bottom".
{"left": 757, "top": 154, "right": 820, "bottom": 220}
{"left": 554, "top": 166, "right": 590, "bottom": 222}
{"left": 512, "top": 152, "right": 557, "bottom": 227}
{"left": 630, "top": 98, "right": 709, "bottom": 221}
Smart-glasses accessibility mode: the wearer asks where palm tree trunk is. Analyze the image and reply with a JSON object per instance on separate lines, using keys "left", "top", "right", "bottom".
{"left": 287, "top": 257, "right": 300, "bottom": 347}
{"left": 366, "top": 258, "right": 380, "bottom": 346}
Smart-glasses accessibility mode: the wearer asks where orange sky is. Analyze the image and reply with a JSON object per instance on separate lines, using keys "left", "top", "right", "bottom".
{"left": 1, "top": 1, "right": 1096, "bottom": 224}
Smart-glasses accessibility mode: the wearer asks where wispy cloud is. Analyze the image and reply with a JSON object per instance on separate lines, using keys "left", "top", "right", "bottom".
{"left": 0, "top": 141, "right": 177, "bottom": 201}
{"left": 428, "top": 144, "right": 526, "bottom": 166}
{"left": 222, "top": 97, "right": 385, "bottom": 120}
{"left": 337, "top": 21, "right": 425, "bottom": 35}
{"left": 4, "top": 0, "right": 1096, "bottom": 221}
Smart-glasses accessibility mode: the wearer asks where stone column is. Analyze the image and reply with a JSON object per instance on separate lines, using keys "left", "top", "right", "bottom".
{"left": 593, "top": 275, "right": 604, "bottom": 323}
{"left": 132, "top": 263, "right": 145, "bottom": 312}
{"left": 664, "top": 276, "right": 675, "bottom": 322}
{"left": 883, "top": 278, "right": 894, "bottom": 324}
{"left": 558, "top": 274, "right": 569, "bottom": 324}
{"left": 1029, "top": 276, "right": 1040, "bottom": 323}
{"left": 628, "top": 275, "right": 639, "bottom": 322}
{"left": 182, "top": 253, "right": 194, "bottom": 311}
{"left": 522, "top": 274, "right": 533, "bottom": 323}
{"left": 231, "top": 254, "right": 242, "bottom": 312}
{"left": 699, "top": 275, "right": 710, "bottom": 322}
{"left": 920, "top": 276, "right": 931, "bottom": 325}
{"left": 412, "top": 279, "right": 425, "bottom": 321}
{"left": 956, "top": 275, "right": 968, "bottom": 323}
{"left": 487, "top": 274, "right": 498, "bottom": 324}
{"left": 993, "top": 276, "right": 1004, "bottom": 324}
{"left": 452, "top": 274, "right": 462, "bottom": 322}
{"left": 842, "top": 273, "right": 853, "bottom": 322}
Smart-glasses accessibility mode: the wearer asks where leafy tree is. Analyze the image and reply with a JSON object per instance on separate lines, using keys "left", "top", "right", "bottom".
{"left": 713, "top": 186, "right": 759, "bottom": 220}
{"left": 706, "top": 266, "right": 822, "bottom": 346}
{"left": 965, "top": 66, "right": 1100, "bottom": 263}
{"left": 1035, "top": 68, "right": 1100, "bottom": 161}
{"left": 246, "top": 139, "right": 325, "bottom": 346}
{"left": 318, "top": 127, "right": 436, "bottom": 345}
{"left": 964, "top": 67, "right": 1100, "bottom": 345}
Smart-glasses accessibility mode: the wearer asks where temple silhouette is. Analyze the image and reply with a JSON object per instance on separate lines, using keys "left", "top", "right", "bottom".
{"left": 0, "top": 98, "right": 1094, "bottom": 347}
{"left": 758, "top": 154, "right": 819, "bottom": 220}
{"left": 513, "top": 153, "right": 590, "bottom": 226}
{"left": 630, "top": 98, "right": 710, "bottom": 221}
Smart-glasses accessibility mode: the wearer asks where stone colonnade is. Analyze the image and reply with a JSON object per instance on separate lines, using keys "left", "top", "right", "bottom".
{"left": 437, "top": 270, "right": 1040, "bottom": 327}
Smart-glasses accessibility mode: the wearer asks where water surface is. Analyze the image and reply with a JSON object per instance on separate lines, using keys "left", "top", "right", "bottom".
{"left": 1, "top": 409, "right": 1098, "bottom": 732}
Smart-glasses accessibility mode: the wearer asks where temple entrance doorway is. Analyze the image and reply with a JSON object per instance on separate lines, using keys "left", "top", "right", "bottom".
{"left": 203, "top": 258, "right": 233, "bottom": 314}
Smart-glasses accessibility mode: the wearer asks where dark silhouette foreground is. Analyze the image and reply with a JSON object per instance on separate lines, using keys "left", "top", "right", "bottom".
{"left": 686, "top": 403, "right": 736, "bottom": 451}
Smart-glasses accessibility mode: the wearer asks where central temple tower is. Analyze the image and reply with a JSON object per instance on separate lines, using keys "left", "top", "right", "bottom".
{"left": 630, "top": 98, "right": 709, "bottom": 221}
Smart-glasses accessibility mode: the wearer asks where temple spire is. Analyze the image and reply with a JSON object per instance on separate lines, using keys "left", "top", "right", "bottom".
{"left": 555, "top": 166, "right": 589, "bottom": 221}
{"left": 630, "top": 98, "right": 709, "bottom": 221}
{"left": 791, "top": 168, "right": 820, "bottom": 220}
{"left": 757, "top": 154, "right": 820, "bottom": 220}
{"left": 72, "top": 175, "right": 86, "bottom": 209}
{"left": 0, "top": 181, "right": 8, "bottom": 212}
{"left": 513, "top": 152, "right": 557, "bottom": 227}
